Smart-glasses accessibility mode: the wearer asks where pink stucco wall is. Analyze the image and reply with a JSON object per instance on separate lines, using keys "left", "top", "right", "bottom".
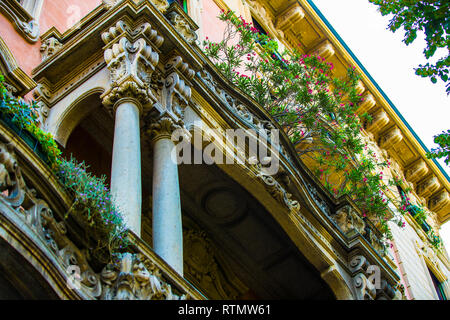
{"left": 0, "top": 0, "right": 101, "bottom": 77}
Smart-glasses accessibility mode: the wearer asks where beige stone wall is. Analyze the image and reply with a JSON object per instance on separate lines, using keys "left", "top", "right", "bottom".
{"left": 390, "top": 220, "right": 449, "bottom": 299}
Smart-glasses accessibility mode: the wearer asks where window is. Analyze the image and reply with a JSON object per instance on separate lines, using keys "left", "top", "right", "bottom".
{"left": 168, "top": 0, "right": 187, "bottom": 13}
{"left": 251, "top": 16, "right": 286, "bottom": 68}
{"left": 428, "top": 268, "right": 447, "bottom": 300}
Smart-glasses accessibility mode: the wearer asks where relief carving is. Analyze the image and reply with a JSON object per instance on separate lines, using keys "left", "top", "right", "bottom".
{"left": 166, "top": 9, "right": 198, "bottom": 44}
{"left": 184, "top": 230, "right": 248, "bottom": 299}
{"left": 332, "top": 205, "right": 366, "bottom": 235}
{"left": 40, "top": 37, "right": 62, "bottom": 61}
{"left": 100, "top": 252, "right": 188, "bottom": 300}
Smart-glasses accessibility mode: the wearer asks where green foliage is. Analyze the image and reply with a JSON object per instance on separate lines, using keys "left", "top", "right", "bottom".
{"left": 369, "top": 0, "right": 450, "bottom": 94}
{"left": 0, "top": 73, "right": 128, "bottom": 260}
{"left": 57, "top": 158, "right": 129, "bottom": 261}
{"left": 426, "top": 130, "right": 450, "bottom": 165}
{"left": 0, "top": 76, "right": 61, "bottom": 169}
{"left": 203, "top": 10, "right": 411, "bottom": 240}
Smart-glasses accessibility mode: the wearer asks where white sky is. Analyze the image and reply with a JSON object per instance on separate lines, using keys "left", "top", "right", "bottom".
{"left": 310, "top": 0, "right": 450, "bottom": 251}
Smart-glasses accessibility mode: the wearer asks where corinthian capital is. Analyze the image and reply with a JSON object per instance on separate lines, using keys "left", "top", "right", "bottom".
{"left": 146, "top": 116, "right": 186, "bottom": 142}
{"left": 101, "top": 21, "right": 164, "bottom": 114}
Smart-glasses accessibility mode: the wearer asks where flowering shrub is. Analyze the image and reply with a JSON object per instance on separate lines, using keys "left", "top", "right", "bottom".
{"left": 203, "top": 10, "right": 413, "bottom": 240}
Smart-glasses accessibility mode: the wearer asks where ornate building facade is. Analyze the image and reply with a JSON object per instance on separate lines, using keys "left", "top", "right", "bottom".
{"left": 0, "top": 0, "right": 448, "bottom": 300}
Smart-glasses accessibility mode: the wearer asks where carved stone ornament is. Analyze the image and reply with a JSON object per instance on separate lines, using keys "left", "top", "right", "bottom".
{"left": 147, "top": 55, "right": 194, "bottom": 125}
{"left": 348, "top": 255, "right": 396, "bottom": 300}
{"left": 101, "top": 21, "right": 164, "bottom": 112}
{"left": 275, "top": 2, "right": 305, "bottom": 31}
{"left": 146, "top": 116, "right": 185, "bottom": 142}
{"left": 40, "top": 37, "right": 62, "bottom": 61}
{"left": 103, "top": 0, "right": 169, "bottom": 12}
{"left": 166, "top": 9, "right": 198, "bottom": 45}
{"left": 245, "top": 0, "right": 284, "bottom": 39}
{"left": 100, "top": 252, "right": 188, "bottom": 300}
{"left": 256, "top": 168, "right": 300, "bottom": 213}
{"left": 332, "top": 205, "right": 366, "bottom": 235}
{"left": 102, "top": 0, "right": 122, "bottom": 9}
{"left": 32, "top": 83, "right": 52, "bottom": 129}
{"left": 305, "top": 182, "right": 331, "bottom": 216}
{"left": 0, "top": 0, "right": 40, "bottom": 43}
{"left": 184, "top": 230, "right": 248, "bottom": 299}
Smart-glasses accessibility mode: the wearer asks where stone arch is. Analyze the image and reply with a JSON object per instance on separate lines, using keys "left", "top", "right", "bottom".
{"left": 51, "top": 88, "right": 105, "bottom": 147}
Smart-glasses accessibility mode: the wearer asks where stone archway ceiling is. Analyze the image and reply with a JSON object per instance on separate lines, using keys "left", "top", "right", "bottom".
{"left": 178, "top": 162, "right": 336, "bottom": 299}
{"left": 250, "top": 0, "right": 450, "bottom": 224}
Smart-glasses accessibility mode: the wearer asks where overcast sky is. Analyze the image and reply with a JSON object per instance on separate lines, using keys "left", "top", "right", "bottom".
{"left": 310, "top": 0, "right": 450, "bottom": 250}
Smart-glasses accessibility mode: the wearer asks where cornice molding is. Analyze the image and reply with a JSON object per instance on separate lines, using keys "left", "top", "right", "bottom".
{"left": 0, "top": 0, "right": 40, "bottom": 43}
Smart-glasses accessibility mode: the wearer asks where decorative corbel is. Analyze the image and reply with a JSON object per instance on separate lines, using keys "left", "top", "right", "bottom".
{"left": 40, "top": 37, "right": 62, "bottom": 61}
{"left": 32, "top": 82, "right": 52, "bottom": 129}
{"left": 165, "top": 2, "right": 199, "bottom": 45}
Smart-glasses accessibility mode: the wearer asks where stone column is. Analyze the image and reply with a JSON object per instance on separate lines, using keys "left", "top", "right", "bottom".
{"left": 142, "top": 54, "right": 194, "bottom": 275}
{"left": 110, "top": 98, "right": 142, "bottom": 236}
{"left": 100, "top": 20, "right": 163, "bottom": 237}
{"left": 149, "top": 118, "right": 184, "bottom": 276}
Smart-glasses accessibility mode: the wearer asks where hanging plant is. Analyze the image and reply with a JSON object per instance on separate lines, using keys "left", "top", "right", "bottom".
{"left": 0, "top": 74, "right": 129, "bottom": 261}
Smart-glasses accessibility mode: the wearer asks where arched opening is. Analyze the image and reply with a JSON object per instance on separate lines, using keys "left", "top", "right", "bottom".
{"left": 0, "top": 237, "right": 59, "bottom": 299}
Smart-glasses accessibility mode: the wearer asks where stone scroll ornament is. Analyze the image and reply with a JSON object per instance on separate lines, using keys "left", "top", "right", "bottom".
{"left": 101, "top": 21, "right": 164, "bottom": 114}
{"left": 145, "top": 55, "right": 195, "bottom": 140}
{"left": 255, "top": 167, "right": 301, "bottom": 214}
{"left": 348, "top": 255, "right": 396, "bottom": 300}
